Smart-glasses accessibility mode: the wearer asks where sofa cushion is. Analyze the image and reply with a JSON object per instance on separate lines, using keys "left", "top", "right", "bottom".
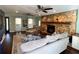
{"left": 21, "top": 34, "right": 41, "bottom": 42}
{"left": 46, "top": 32, "right": 68, "bottom": 43}
{"left": 20, "top": 38, "right": 48, "bottom": 53}
{"left": 56, "top": 32, "right": 68, "bottom": 39}
{"left": 46, "top": 35, "right": 58, "bottom": 43}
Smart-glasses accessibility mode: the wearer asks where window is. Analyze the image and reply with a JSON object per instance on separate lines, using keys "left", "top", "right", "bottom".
{"left": 5, "top": 17, "right": 9, "bottom": 31}
{"left": 15, "top": 18, "right": 21, "bottom": 24}
{"left": 6, "top": 18, "right": 9, "bottom": 31}
{"left": 38, "top": 20, "right": 41, "bottom": 26}
{"left": 28, "top": 18, "right": 33, "bottom": 28}
{"left": 15, "top": 18, "right": 22, "bottom": 31}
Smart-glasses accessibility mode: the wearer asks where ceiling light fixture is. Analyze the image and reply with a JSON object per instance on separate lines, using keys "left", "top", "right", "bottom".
{"left": 16, "top": 11, "right": 19, "bottom": 13}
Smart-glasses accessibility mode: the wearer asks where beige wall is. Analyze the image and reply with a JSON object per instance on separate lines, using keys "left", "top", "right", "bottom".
{"left": 5, "top": 13, "right": 40, "bottom": 32}
{"left": 5, "top": 14, "right": 23, "bottom": 32}
{"left": 9, "top": 16, "right": 16, "bottom": 32}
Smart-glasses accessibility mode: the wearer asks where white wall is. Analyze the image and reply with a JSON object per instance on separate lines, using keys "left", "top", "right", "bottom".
{"left": 72, "top": 36, "right": 79, "bottom": 50}
{"left": 76, "top": 9, "right": 79, "bottom": 33}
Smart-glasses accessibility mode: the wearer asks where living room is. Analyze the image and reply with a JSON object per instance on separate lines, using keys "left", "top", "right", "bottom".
{"left": 0, "top": 5, "right": 79, "bottom": 54}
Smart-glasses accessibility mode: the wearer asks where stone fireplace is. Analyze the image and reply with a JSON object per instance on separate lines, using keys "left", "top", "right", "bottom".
{"left": 47, "top": 25, "right": 55, "bottom": 34}
{"left": 40, "top": 10, "right": 77, "bottom": 36}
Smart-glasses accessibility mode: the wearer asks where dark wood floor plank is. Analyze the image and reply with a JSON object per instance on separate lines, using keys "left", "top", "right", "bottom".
{"left": 61, "top": 46, "right": 79, "bottom": 54}
{"left": 2, "top": 32, "right": 13, "bottom": 54}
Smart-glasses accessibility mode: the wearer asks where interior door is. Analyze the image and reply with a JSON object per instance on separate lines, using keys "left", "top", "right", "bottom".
{"left": 5, "top": 17, "right": 10, "bottom": 33}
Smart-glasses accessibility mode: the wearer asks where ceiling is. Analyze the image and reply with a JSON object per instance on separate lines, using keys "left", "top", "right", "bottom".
{"left": 0, "top": 5, "right": 79, "bottom": 16}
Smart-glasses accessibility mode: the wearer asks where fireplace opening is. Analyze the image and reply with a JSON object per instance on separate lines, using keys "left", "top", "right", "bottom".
{"left": 47, "top": 25, "right": 55, "bottom": 34}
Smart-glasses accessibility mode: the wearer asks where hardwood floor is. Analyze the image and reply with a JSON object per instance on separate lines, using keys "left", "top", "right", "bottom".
{"left": 0, "top": 32, "right": 13, "bottom": 54}
{"left": 61, "top": 46, "right": 79, "bottom": 54}
{"left": 0, "top": 31, "right": 79, "bottom": 54}
{"left": 0, "top": 44, "right": 4, "bottom": 54}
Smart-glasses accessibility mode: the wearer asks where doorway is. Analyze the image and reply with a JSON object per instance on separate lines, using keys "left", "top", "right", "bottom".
{"left": 5, "top": 17, "right": 10, "bottom": 33}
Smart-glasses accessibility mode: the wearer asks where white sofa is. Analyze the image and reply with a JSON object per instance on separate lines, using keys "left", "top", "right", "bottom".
{"left": 17, "top": 32, "right": 69, "bottom": 54}
{"left": 24, "top": 37, "right": 69, "bottom": 54}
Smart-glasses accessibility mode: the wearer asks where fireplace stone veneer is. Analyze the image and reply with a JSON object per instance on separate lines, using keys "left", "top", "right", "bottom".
{"left": 40, "top": 10, "right": 77, "bottom": 36}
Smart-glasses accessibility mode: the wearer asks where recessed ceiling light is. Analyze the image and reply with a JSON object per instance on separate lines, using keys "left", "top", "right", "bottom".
{"left": 16, "top": 11, "right": 19, "bottom": 13}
